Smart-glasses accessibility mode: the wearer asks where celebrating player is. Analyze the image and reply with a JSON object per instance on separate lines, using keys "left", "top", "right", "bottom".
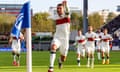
{"left": 100, "top": 28, "right": 113, "bottom": 64}
{"left": 73, "top": 29, "right": 86, "bottom": 66}
{"left": 48, "top": 0, "right": 70, "bottom": 72}
{"left": 85, "top": 26, "right": 97, "bottom": 68}
{"left": 96, "top": 29, "right": 103, "bottom": 60}
{"left": 9, "top": 32, "right": 24, "bottom": 67}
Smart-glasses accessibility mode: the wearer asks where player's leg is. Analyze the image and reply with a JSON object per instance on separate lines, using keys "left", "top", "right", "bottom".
{"left": 16, "top": 41, "right": 21, "bottom": 67}
{"left": 101, "top": 45, "right": 106, "bottom": 64}
{"left": 91, "top": 49, "right": 95, "bottom": 68}
{"left": 11, "top": 41, "right": 17, "bottom": 66}
{"left": 77, "top": 47, "right": 81, "bottom": 66}
{"left": 48, "top": 44, "right": 58, "bottom": 72}
{"left": 12, "top": 51, "right": 17, "bottom": 66}
{"left": 97, "top": 49, "right": 101, "bottom": 60}
{"left": 48, "top": 39, "right": 60, "bottom": 72}
{"left": 58, "top": 55, "right": 66, "bottom": 69}
{"left": 16, "top": 53, "right": 20, "bottom": 66}
{"left": 101, "top": 50, "right": 105, "bottom": 64}
{"left": 86, "top": 48, "right": 90, "bottom": 67}
{"left": 82, "top": 48, "right": 85, "bottom": 58}
{"left": 58, "top": 39, "right": 69, "bottom": 69}
{"left": 97, "top": 46, "right": 101, "bottom": 60}
{"left": 106, "top": 47, "right": 110, "bottom": 64}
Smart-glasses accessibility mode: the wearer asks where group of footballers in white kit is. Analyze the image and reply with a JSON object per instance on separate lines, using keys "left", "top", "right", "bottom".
{"left": 74, "top": 26, "right": 113, "bottom": 68}
{"left": 47, "top": 0, "right": 113, "bottom": 72}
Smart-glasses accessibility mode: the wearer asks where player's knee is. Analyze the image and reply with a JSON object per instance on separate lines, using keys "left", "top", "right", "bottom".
{"left": 12, "top": 51, "right": 15, "bottom": 55}
{"left": 102, "top": 56, "right": 105, "bottom": 59}
{"left": 51, "top": 44, "right": 57, "bottom": 51}
{"left": 50, "top": 51, "right": 56, "bottom": 54}
{"left": 107, "top": 56, "right": 109, "bottom": 59}
{"left": 101, "top": 52, "right": 104, "bottom": 56}
{"left": 86, "top": 55, "right": 88, "bottom": 58}
{"left": 86, "top": 54, "right": 89, "bottom": 58}
{"left": 91, "top": 54, "right": 94, "bottom": 58}
{"left": 61, "top": 55, "right": 66, "bottom": 62}
{"left": 77, "top": 60, "right": 80, "bottom": 63}
{"left": 77, "top": 53, "right": 80, "bottom": 57}
{"left": 87, "top": 53, "right": 90, "bottom": 58}
{"left": 16, "top": 53, "right": 20, "bottom": 57}
{"left": 97, "top": 49, "right": 101, "bottom": 52}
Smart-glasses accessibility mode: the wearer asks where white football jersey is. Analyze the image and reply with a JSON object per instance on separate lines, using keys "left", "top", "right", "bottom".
{"left": 75, "top": 35, "right": 86, "bottom": 45}
{"left": 101, "top": 34, "right": 113, "bottom": 44}
{"left": 52, "top": 14, "right": 71, "bottom": 39}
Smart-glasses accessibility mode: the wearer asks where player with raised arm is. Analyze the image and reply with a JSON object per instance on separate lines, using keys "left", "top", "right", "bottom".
{"left": 73, "top": 29, "right": 86, "bottom": 66}
{"left": 9, "top": 32, "right": 24, "bottom": 67}
{"left": 85, "top": 26, "right": 97, "bottom": 68}
{"left": 48, "top": 0, "right": 70, "bottom": 72}
{"left": 101, "top": 28, "right": 113, "bottom": 64}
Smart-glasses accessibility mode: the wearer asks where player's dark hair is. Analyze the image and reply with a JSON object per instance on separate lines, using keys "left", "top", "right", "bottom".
{"left": 57, "top": 3, "right": 63, "bottom": 7}
{"left": 104, "top": 28, "right": 108, "bottom": 30}
{"left": 77, "top": 29, "right": 84, "bottom": 34}
{"left": 77, "top": 28, "right": 82, "bottom": 32}
{"left": 103, "top": 28, "right": 108, "bottom": 31}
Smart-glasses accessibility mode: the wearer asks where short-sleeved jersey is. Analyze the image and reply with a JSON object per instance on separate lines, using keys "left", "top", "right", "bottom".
{"left": 96, "top": 32, "right": 104, "bottom": 44}
{"left": 96, "top": 32, "right": 104, "bottom": 39}
{"left": 85, "top": 32, "right": 97, "bottom": 48}
{"left": 85, "top": 32, "right": 97, "bottom": 42}
{"left": 50, "top": 13, "right": 71, "bottom": 39}
{"left": 75, "top": 35, "right": 86, "bottom": 45}
{"left": 101, "top": 34, "right": 113, "bottom": 45}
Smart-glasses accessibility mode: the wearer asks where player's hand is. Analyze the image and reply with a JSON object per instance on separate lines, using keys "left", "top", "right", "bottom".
{"left": 8, "top": 41, "right": 12, "bottom": 45}
{"left": 62, "top": 0, "right": 67, "bottom": 6}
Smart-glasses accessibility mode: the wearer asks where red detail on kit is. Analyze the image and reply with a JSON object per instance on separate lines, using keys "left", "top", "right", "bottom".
{"left": 78, "top": 40, "right": 85, "bottom": 43}
{"left": 103, "top": 39, "right": 110, "bottom": 42}
{"left": 56, "top": 17, "right": 70, "bottom": 25}
{"left": 88, "top": 38, "right": 94, "bottom": 41}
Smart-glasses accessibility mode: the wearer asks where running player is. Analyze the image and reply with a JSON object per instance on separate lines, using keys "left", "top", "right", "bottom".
{"left": 48, "top": 0, "right": 70, "bottom": 72}
{"left": 96, "top": 29, "right": 103, "bottom": 60}
{"left": 85, "top": 26, "right": 97, "bottom": 68}
{"left": 100, "top": 28, "right": 113, "bottom": 64}
{"left": 73, "top": 29, "right": 86, "bottom": 66}
{"left": 9, "top": 32, "right": 24, "bottom": 67}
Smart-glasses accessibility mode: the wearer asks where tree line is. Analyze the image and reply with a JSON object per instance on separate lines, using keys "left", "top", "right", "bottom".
{"left": 0, "top": 11, "right": 117, "bottom": 33}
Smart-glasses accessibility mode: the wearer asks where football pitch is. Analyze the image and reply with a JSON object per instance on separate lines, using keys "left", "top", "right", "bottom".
{"left": 0, "top": 51, "right": 120, "bottom": 72}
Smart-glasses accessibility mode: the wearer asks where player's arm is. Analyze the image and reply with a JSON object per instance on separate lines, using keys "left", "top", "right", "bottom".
{"left": 82, "top": 37, "right": 86, "bottom": 49}
{"left": 106, "top": 34, "right": 113, "bottom": 41}
{"left": 73, "top": 41, "right": 77, "bottom": 46}
{"left": 94, "top": 33, "right": 98, "bottom": 40}
{"left": 73, "top": 37, "right": 78, "bottom": 48}
{"left": 73, "top": 39, "right": 78, "bottom": 46}
{"left": 8, "top": 36, "right": 13, "bottom": 45}
{"left": 95, "top": 34, "right": 100, "bottom": 41}
{"left": 62, "top": 0, "right": 70, "bottom": 17}
{"left": 110, "top": 34, "right": 113, "bottom": 41}
{"left": 20, "top": 33, "right": 24, "bottom": 41}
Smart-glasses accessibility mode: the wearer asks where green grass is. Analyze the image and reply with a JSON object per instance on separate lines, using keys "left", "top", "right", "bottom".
{"left": 0, "top": 51, "right": 120, "bottom": 72}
